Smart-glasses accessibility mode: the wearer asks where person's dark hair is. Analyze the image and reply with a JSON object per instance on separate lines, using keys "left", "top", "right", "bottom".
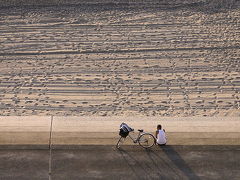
{"left": 157, "top": 124, "right": 162, "bottom": 129}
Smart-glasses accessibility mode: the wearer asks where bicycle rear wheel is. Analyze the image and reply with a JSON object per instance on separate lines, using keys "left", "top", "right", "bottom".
{"left": 138, "top": 133, "right": 155, "bottom": 149}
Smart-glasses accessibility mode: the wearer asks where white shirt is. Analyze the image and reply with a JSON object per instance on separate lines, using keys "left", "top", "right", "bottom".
{"left": 157, "top": 130, "right": 167, "bottom": 145}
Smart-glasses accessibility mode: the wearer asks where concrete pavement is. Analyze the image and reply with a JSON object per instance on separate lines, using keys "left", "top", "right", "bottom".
{"left": 0, "top": 149, "right": 49, "bottom": 180}
{"left": 0, "top": 116, "right": 51, "bottom": 149}
{"left": 1, "top": 116, "right": 239, "bottom": 179}
{"left": 0, "top": 145, "right": 240, "bottom": 180}
{"left": 51, "top": 116, "right": 240, "bottom": 147}
{"left": 0, "top": 116, "right": 240, "bottom": 148}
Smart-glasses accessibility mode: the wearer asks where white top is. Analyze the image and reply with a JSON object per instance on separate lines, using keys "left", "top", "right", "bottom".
{"left": 157, "top": 130, "right": 167, "bottom": 145}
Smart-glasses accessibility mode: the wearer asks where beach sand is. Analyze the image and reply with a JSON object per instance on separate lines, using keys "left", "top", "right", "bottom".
{"left": 0, "top": 0, "right": 239, "bottom": 116}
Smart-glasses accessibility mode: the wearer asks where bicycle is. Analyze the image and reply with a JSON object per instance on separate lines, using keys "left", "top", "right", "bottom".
{"left": 116, "top": 128, "right": 156, "bottom": 149}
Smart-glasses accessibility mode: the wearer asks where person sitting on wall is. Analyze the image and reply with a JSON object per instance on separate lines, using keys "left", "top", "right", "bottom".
{"left": 155, "top": 124, "right": 167, "bottom": 146}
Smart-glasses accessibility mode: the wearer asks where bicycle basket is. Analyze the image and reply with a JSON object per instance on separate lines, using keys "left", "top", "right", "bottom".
{"left": 119, "top": 128, "right": 129, "bottom": 138}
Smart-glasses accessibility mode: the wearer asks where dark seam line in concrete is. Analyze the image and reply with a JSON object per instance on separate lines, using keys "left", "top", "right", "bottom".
{"left": 48, "top": 116, "right": 53, "bottom": 180}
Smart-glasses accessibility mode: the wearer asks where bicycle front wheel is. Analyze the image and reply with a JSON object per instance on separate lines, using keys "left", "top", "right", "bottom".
{"left": 138, "top": 133, "right": 155, "bottom": 149}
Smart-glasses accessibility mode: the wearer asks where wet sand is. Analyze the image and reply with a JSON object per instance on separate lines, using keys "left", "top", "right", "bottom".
{"left": 0, "top": 0, "right": 239, "bottom": 116}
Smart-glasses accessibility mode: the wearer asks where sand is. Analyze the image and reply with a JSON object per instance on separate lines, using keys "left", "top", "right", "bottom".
{"left": 0, "top": 0, "right": 239, "bottom": 116}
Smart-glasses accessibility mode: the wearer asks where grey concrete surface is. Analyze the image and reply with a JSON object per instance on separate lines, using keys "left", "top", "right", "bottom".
{"left": 0, "top": 146, "right": 240, "bottom": 180}
{"left": 0, "top": 150, "right": 49, "bottom": 180}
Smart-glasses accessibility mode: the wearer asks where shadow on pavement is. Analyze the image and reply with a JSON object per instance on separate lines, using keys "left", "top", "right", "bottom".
{"left": 118, "top": 145, "right": 201, "bottom": 179}
{"left": 118, "top": 147, "right": 179, "bottom": 179}
{"left": 118, "top": 149, "right": 151, "bottom": 179}
{"left": 145, "top": 148, "right": 182, "bottom": 179}
{"left": 156, "top": 146, "right": 201, "bottom": 180}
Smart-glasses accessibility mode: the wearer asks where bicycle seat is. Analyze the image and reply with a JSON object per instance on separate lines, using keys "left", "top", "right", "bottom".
{"left": 138, "top": 129, "right": 143, "bottom": 132}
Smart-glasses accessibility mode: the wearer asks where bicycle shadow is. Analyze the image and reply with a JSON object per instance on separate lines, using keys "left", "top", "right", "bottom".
{"left": 118, "top": 148, "right": 154, "bottom": 179}
{"left": 145, "top": 149, "right": 181, "bottom": 179}
{"left": 118, "top": 147, "right": 179, "bottom": 179}
{"left": 146, "top": 146, "right": 201, "bottom": 180}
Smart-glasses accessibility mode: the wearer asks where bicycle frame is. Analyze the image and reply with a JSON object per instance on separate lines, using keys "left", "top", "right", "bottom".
{"left": 128, "top": 131, "right": 143, "bottom": 143}
{"left": 116, "top": 129, "right": 156, "bottom": 149}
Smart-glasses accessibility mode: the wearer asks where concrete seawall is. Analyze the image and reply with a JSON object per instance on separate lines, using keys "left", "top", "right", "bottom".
{"left": 0, "top": 116, "right": 239, "bottom": 149}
